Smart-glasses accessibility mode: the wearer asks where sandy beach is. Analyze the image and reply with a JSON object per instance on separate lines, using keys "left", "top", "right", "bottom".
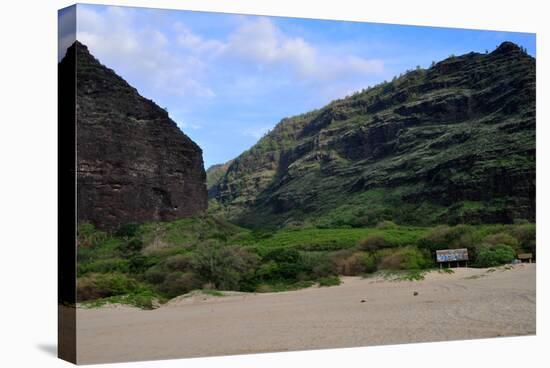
{"left": 76, "top": 264, "right": 535, "bottom": 364}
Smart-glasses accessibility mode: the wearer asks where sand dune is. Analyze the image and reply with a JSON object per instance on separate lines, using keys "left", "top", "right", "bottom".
{"left": 76, "top": 264, "right": 535, "bottom": 364}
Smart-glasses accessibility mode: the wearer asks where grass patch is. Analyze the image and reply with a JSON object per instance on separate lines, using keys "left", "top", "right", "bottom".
{"left": 374, "top": 269, "right": 428, "bottom": 281}
{"left": 439, "top": 268, "right": 455, "bottom": 274}
{"left": 318, "top": 275, "right": 342, "bottom": 287}
{"left": 80, "top": 290, "right": 164, "bottom": 310}
{"left": 255, "top": 280, "right": 315, "bottom": 293}
{"left": 201, "top": 289, "right": 225, "bottom": 297}
{"left": 464, "top": 274, "right": 487, "bottom": 280}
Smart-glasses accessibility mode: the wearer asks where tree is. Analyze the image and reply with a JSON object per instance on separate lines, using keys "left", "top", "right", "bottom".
{"left": 192, "top": 242, "right": 259, "bottom": 290}
{"left": 475, "top": 244, "right": 515, "bottom": 267}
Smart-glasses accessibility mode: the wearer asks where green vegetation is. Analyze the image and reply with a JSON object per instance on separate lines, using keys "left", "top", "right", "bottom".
{"left": 207, "top": 45, "right": 534, "bottom": 230}
{"left": 475, "top": 245, "right": 516, "bottom": 267}
{"left": 76, "top": 44, "right": 535, "bottom": 312}
{"left": 318, "top": 276, "right": 342, "bottom": 287}
{"left": 376, "top": 269, "right": 429, "bottom": 281}
{"left": 77, "top": 216, "right": 535, "bottom": 309}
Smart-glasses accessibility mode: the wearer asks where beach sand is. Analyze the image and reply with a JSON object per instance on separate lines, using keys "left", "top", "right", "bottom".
{"left": 76, "top": 264, "right": 535, "bottom": 364}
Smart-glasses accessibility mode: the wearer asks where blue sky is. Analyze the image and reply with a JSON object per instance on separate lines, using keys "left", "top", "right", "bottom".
{"left": 59, "top": 4, "right": 535, "bottom": 168}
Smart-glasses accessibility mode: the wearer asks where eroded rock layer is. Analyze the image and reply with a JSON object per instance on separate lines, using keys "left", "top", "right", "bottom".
{"left": 62, "top": 41, "right": 207, "bottom": 230}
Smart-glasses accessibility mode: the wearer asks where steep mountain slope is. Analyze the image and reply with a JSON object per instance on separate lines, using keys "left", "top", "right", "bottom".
{"left": 65, "top": 41, "right": 208, "bottom": 230}
{"left": 206, "top": 160, "right": 233, "bottom": 197}
{"left": 210, "top": 42, "right": 535, "bottom": 228}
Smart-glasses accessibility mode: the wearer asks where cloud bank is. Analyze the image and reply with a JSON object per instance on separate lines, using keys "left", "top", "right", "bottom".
{"left": 68, "top": 6, "right": 384, "bottom": 101}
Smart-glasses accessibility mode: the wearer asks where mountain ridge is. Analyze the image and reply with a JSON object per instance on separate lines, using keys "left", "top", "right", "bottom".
{"left": 68, "top": 41, "right": 208, "bottom": 230}
{"left": 208, "top": 41, "right": 535, "bottom": 228}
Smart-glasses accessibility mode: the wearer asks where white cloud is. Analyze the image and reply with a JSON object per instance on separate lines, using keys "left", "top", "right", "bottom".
{"left": 177, "top": 121, "right": 202, "bottom": 131}
{"left": 221, "top": 17, "right": 384, "bottom": 82}
{"left": 172, "top": 16, "right": 384, "bottom": 85}
{"left": 243, "top": 125, "right": 271, "bottom": 139}
{"left": 224, "top": 18, "right": 316, "bottom": 77}
{"left": 173, "top": 22, "right": 224, "bottom": 54}
{"left": 74, "top": 7, "right": 384, "bottom": 106}
{"left": 76, "top": 6, "right": 214, "bottom": 99}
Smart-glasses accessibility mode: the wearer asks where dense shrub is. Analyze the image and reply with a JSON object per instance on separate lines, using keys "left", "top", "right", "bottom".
{"left": 77, "top": 258, "right": 130, "bottom": 276}
{"left": 332, "top": 251, "right": 372, "bottom": 275}
{"left": 117, "top": 238, "right": 144, "bottom": 256}
{"left": 260, "top": 247, "right": 307, "bottom": 281}
{"left": 144, "top": 266, "right": 167, "bottom": 284}
{"left": 256, "top": 261, "right": 279, "bottom": 280}
{"left": 128, "top": 254, "right": 149, "bottom": 274}
{"left": 263, "top": 247, "right": 301, "bottom": 263}
{"left": 475, "top": 245, "right": 516, "bottom": 267}
{"left": 192, "top": 242, "right": 259, "bottom": 290}
{"left": 511, "top": 223, "right": 536, "bottom": 254}
{"left": 77, "top": 273, "right": 139, "bottom": 301}
{"left": 77, "top": 223, "right": 108, "bottom": 248}
{"left": 357, "top": 235, "right": 388, "bottom": 252}
{"left": 116, "top": 223, "right": 140, "bottom": 238}
{"left": 301, "top": 252, "right": 335, "bottom": 278}
{"left": 484, "top": 233, "right": 519, "bottom": 251}
{"left": 377, "top": 246, "right": 428, "bottom": 270}
{"left": 419, "top": 224, "right": 475, "bottom": 252}
{"left": 318, "top": 276, "right": 341, "bottom": 287}
{"left": 362, "top": 252, "right": 377, "bottom": 273}
{"left": 165, "top": 254, "right": 193, "bottom": 272}
{"left": 158, "top": 271, "right": 200, "bottom": 298}
{"left": 376, "top": 220, "right": 397, "bottom": 229}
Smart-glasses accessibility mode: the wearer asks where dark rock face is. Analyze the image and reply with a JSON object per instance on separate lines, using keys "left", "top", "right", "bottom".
{"left": 62, "top": 41, "right": 207, "bottom": 230}
{"left": 206, "top": 160, "right": 234, "bottom": 198}
{"left": 210, "top": 42, "right": 535, "bottom": 228}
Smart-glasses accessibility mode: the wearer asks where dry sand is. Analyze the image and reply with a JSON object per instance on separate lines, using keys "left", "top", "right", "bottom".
{"left": 76, "top": 264, "right": 535, "bottom": 364}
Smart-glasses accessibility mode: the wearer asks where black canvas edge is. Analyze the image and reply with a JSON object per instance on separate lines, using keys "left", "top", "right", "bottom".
{"left": 58, "top": 4, "right": 77, "bottom": 364}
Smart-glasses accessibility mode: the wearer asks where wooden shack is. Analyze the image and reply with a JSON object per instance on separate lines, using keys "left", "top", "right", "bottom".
{"left": 436, "top": 248, "right": 469, "bottom": 268}
{"left": 517, "top": 253, "right": 533, "bottom": 263}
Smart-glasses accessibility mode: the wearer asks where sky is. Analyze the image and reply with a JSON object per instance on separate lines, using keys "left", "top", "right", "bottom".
{"left": 58, "top": 4, "right": 536, "bottom": 168}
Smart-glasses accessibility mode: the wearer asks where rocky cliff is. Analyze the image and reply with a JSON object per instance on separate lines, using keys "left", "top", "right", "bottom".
{"left": 206, "top": 160, "right": 234, "bottom": 198}
{"left": 63, "top": 41, "right": 207, "bottom": 230}
{"left": 210, "top": 42, "right": 535, "bottom": 228}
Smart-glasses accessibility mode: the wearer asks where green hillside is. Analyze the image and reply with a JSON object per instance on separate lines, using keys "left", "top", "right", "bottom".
{"left": 209, "top": 42, "right": 535, "bottom": 229}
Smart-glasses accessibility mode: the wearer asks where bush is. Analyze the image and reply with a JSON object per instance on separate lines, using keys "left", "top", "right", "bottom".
{"left": 192, "top": 242, "right": 259, "bottom": 290}
{"left": 260, "top": 248, "right": 307, "bottom": 281}
{"left": 165, "top": 254, "right": 193, "bottom": 272}
{"left": 117, "top": 238, "right": 144, "bottom": 256}
{"left": 376, "top": 220, "right": 397, "bottom": 229}
{"left": 301, "top": 252, "right": 335, "bottom": 278}
{"left": 116, "top": 223, "right": 140, "bottom": 238}
{"left": 256, "top": 261, "right": 279, "bottom": 280}
{"left": 333, "top": 251, "right": 372, "bottom": 276}
{"left": 484, "top": 233, "right": 519, "bottom": 251}
{"left": 475, "top": 244, "right": 516, "bottom": 267}
{"left": 362, "top": 252, "right": 377, "bottom": 273}
{"left": 377, "top": 246, "right": 428, "bottom": 270}
{"left": 419, "top": 224, "right": 475, "bottom": 252}
{"left": 77, "top": 223, "right": 108, "bottom": 248}
{"left": 158, "top": 271, "right": 200, "bottom": 298}
{"left": 511, "top": 223, "right": 536, "bottom": 254}
{"left": 77, "top": 273, "right": 139, "bottom": 301}
{"left": 77, "top": 258, "right": 130, "bottom": 276}
{"left": 357, "top": 235, "right": 388, "bottom": 252}
{"left": 144, "top": 266, "right": 167, "bottom": 284}
{"left": 128, "top": 254, "right": 149, "bottom": 274}
{"left": 263, "top": 247, "right": 301, "bottom": 263}
{"left": 318, "top": 276, "right": 341, "bottom": 287}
